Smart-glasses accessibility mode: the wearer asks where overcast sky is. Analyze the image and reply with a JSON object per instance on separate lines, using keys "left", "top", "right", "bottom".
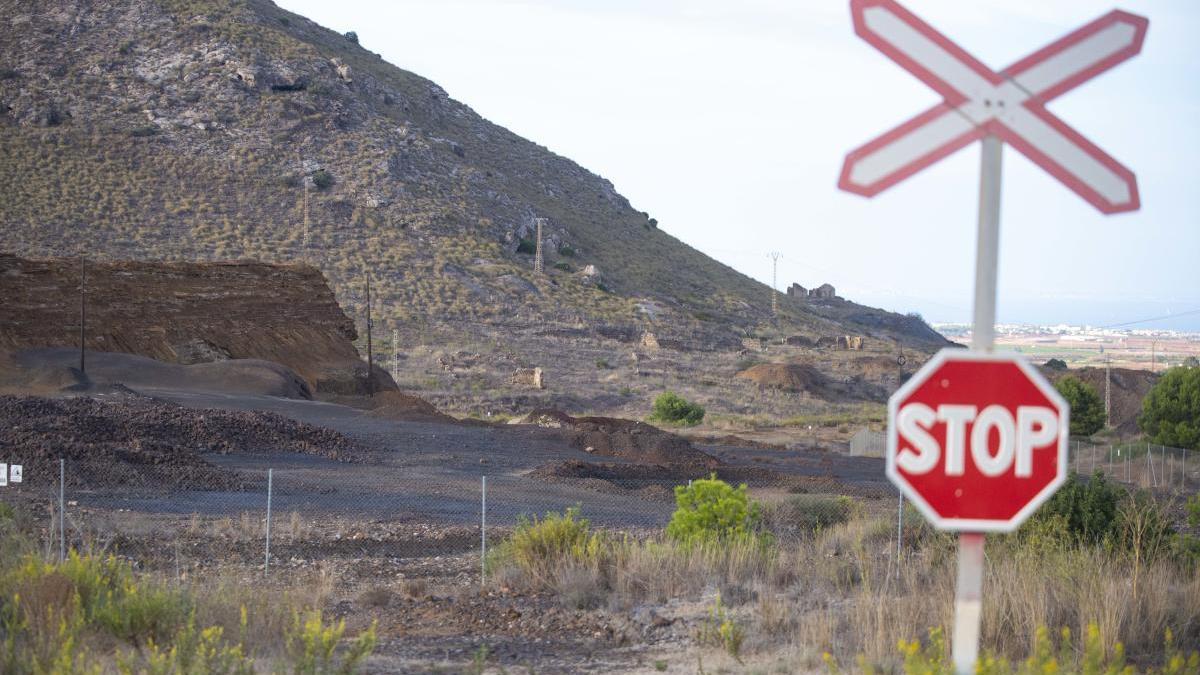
{"left": 277, "top": 0, "right": 1200, "bottom": 330}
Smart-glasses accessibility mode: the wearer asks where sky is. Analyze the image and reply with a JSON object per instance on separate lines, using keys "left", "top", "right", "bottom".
{"left": 277, "top": 0, "right": 1200, "bottom": 331}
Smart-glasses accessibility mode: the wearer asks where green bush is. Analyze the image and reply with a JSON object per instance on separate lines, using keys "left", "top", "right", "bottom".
{"left": 1139, "top": 366, "right": 1200, "bottom": 450}
{"left": 515, "top": 238, "right": 535, "bottom": 255}
{"left": 553, "top": 261, "right": 572, "bottom": 272}
{"left": 284, "top": 610, "right": 376, "bottom": 675}
{"left": 1023, "top": 472, "right": 1122, "bottom": 546}
{"left": 311, "top": 169, "right": 333, "bottom": 190}
{"left": 765, "top": 494, "right": 858, "bottom": 537}
{"left": 1044, "top": 358, "right": 1068, "bottom": 371}
{"left": 649, "top": 391, "right": 705, "bottom": 426}
{"left": 493, "top": 507, "right": 604, "bottom": 581}
{"left": 1055, "top": 376, "right": 1105, "bottom": 436}
{"left": 1188, "top": 492, "right": 1200, "bottom": 528}
{"left": 666, "top": 476, "right": 764, "bottom": 544}
{"left": 557, "top": 244, "right": 575, "bottom": 257}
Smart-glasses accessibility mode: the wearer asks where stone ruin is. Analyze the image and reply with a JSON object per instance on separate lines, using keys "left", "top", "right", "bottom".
{"left": 639, "top": 331, "right": 660, "bottom": 351}
{"left": 510, "top": 367, "right": 544, "bottom": 389}
{"left": 838, "top": 335, "right": 865, "bottom": 350}
{"left": 785, "top": 282, "right": 838, "bottom": 300}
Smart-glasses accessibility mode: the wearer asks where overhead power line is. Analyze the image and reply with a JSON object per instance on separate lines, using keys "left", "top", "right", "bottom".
{"left": 1098, "top": 307, "right": 1200, "bottom": 330}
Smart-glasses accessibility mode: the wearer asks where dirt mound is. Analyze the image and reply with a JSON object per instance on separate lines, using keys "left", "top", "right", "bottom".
{"left": 1045, "top": 366, "right": 1157, "bottom": 436}
{"left": 322, "top": 390, "right": 452, "bottom": 422}
{"left": 528, "top": 460, "right": 879, "bottom": 497}
{"left": 735, "top": 363, "right": 831, "bottom": 395}
{"left": 0, "top": 395, "right": 367, "bottom": 490}
{"left": 514, "top": 409, "right": 719, "bottom": 468}
{"left": 362, "top": 391, "right": 454, "bottom": 422}
{"left": 2, "top": 348, "right": 313, "bottom": 399}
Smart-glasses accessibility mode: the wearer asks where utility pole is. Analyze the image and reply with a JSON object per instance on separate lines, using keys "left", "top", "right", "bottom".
{"left": 769, "top": 251, "right": 781, "bottom": 318}
{"left": 302, "top": 175, "right": 311, "bottom": 260}
{"left": 364, "top": 271, "right": 374, "bottom": 398}
{"left": 78, "top": 256, "right": 87, "bottom": 376}
{"left": 1104, "top": 355, "right": 1112, "bottom": 428}
{"left": 533, "top": 217, "right": 545, "bottom": 275}
{"left": 1151, "top": 340, "right": 1157, "bottom": 373}
{"left": 392, "top": 328, "right": 401, "bottom": 383}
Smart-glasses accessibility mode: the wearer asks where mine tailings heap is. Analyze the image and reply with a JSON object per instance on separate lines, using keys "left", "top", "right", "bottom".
{"left": 0, "top": 254, "right": 389, "bottom": 395}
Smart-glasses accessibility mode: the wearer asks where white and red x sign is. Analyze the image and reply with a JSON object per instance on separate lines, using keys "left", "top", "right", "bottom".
{"left": 838, "top": 0, "right": 1147, "bottom": 214}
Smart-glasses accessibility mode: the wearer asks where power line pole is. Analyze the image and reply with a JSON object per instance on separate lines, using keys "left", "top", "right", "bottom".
{"left": 533, "top": 217, "right": 545, "bottom": 275}
{"left": 79, "top": 256, "right": 87, "bottom": 376}
{"left": 392, "top": 328, "right": 401, "bottom": 383}
{"left": 364, "top": 270, "right": 374, "bottom": 398}
{"left": 769, "top": 251, "right": 781, "bottom": 318}
{"left": 1104, "top": 355, "right": 1112, "bottom": 428}
{"left": 302, "top": 175, "right": 311, "bottom": 260}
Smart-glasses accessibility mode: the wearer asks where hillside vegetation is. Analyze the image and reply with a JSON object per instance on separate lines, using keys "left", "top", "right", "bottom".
{"left": 0, "top": 0, "right": 946, "bottom": 349}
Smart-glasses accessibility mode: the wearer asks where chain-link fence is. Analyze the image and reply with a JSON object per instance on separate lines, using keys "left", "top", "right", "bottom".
{"left": 1, "top": 439, "right": 1194, "bottom": 597}
{"left": 0, "top": 454, "right": 904, "bottom": 588}
{"left": 1068, "top": 439, "right": 1197, "bottom": 492}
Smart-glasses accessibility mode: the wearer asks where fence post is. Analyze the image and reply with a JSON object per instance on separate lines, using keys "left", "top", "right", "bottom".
{"left": 895, "top": 493, "right": 904, "bottom": 579}
{"left": 480, "top": 475, "right": 487, "bottom": 588}
{"left": 59, "top": 458, "right": 65, "bottom": 563}
{"left": 264, "top": 468, "right": 273, "bottom": 574}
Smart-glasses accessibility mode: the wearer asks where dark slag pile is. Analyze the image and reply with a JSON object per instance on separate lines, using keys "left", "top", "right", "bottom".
{"left": 0, "top": 395, "right": 366, "bottom": 490}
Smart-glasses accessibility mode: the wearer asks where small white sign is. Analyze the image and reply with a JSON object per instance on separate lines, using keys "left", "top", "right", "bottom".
{"left": 9, "top": 465, "right": 21, "bottom": 484}
{"left": 0, "top": 464, "right": 6, "bottom": 487}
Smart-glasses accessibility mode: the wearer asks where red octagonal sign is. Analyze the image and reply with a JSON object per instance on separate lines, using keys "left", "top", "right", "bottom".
{"left": 887, "top": 350, "right": 1070, "bottom": 532}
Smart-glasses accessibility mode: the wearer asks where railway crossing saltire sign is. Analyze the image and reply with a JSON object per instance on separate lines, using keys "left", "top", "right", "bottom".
{"left": 838, "top": 0, "right": 1147, "bottom": 214}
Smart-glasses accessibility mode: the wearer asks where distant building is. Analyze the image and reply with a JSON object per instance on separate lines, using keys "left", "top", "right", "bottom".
{"left": 812, "top": 283, "right": 837, "bottom": 299}
{"left": 786, "top": 282, "right": 838, "bottom": 300}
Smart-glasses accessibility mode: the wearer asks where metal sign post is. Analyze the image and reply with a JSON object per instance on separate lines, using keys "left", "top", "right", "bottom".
{"left": 954, "top": 132, "right": 1002, "bottom": 673}
{"left": 839, "top": 2, "right": 1146, "bottom": 672}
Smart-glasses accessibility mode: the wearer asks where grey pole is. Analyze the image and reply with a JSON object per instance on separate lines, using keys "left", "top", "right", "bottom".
{"left": 480, "top": 475, "right": 487, "bottom": 587}
{"left": 59, "top": 458, "right": 65, "bottom": 563}
{"left": 264, "top": 468, "right": 273, "bottom": 574}
{"left": 953, "top": 133, "right": 1003, "bottom": 675}
{"left": 895, "top": 493, "right": 904, "bottom": 579}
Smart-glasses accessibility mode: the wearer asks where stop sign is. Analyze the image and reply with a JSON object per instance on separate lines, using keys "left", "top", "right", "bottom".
{"left": 887, "top": 350, "right": 1070, "bottom": 532}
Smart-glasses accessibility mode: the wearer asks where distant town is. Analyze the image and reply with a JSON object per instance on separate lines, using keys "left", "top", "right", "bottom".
{"left": 934, "top": 322, "right": 1200, "bottom": 371}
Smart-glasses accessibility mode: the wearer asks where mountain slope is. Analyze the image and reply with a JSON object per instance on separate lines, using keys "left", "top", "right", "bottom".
{"left": 0, "top": 0, "right": 948, "bottom": 350}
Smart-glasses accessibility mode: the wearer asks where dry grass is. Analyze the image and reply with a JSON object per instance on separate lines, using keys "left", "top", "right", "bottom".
{"left": 491, "top": 512, "right": 1200, "bottom": 669}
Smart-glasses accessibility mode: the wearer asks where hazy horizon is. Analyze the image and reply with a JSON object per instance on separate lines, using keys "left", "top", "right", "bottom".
{"left": 276, "top": 0, "right": 1200, "bottom": 331}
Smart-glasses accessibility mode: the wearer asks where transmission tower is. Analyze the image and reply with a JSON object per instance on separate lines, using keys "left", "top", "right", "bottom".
{"left": 533, "top": 217, "right": 546, "bottom": 274}
{"left": 1104, "top": 355, "right": 1112, "bottom": 428}
{"left": 769, "top": 252, "right": 781, "bottom": 317}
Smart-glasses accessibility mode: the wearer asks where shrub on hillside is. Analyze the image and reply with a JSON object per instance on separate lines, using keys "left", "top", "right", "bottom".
{"left": 666, "top": 476, "right": 765, "bottom": 544}
{"left": 1022, "top": 472, "right": 1122, "bottom": 546}
{"left": 515, "top": 238, "right": 535, "bottom": 255}
{"left": 1055, "top": 376, "right": 1105, "bottom": 436}
{"left": 763, "top": 494, "right": 858, "bottom": 538}
{"left": 649, "top": 391, "right": 704, "bottom": 426}
{"left": 492, "top": 507, "right": 604, "bottom": 583}
{"left": 311, "top": 169, "right": 334, "bottom": 190}
{"left": 1044, "top": 358, "right": 1068, "bottom": 371}
{"left": 1139, "top": 366, "right": 1200, "bottom": 450}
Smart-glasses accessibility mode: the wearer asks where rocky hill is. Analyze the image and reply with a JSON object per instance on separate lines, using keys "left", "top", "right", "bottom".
{"left": 0, "top": 0, "right": 948, "bottom": 350}
{"left": 0, "top": 253, "right": 389, "bottom": 393}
